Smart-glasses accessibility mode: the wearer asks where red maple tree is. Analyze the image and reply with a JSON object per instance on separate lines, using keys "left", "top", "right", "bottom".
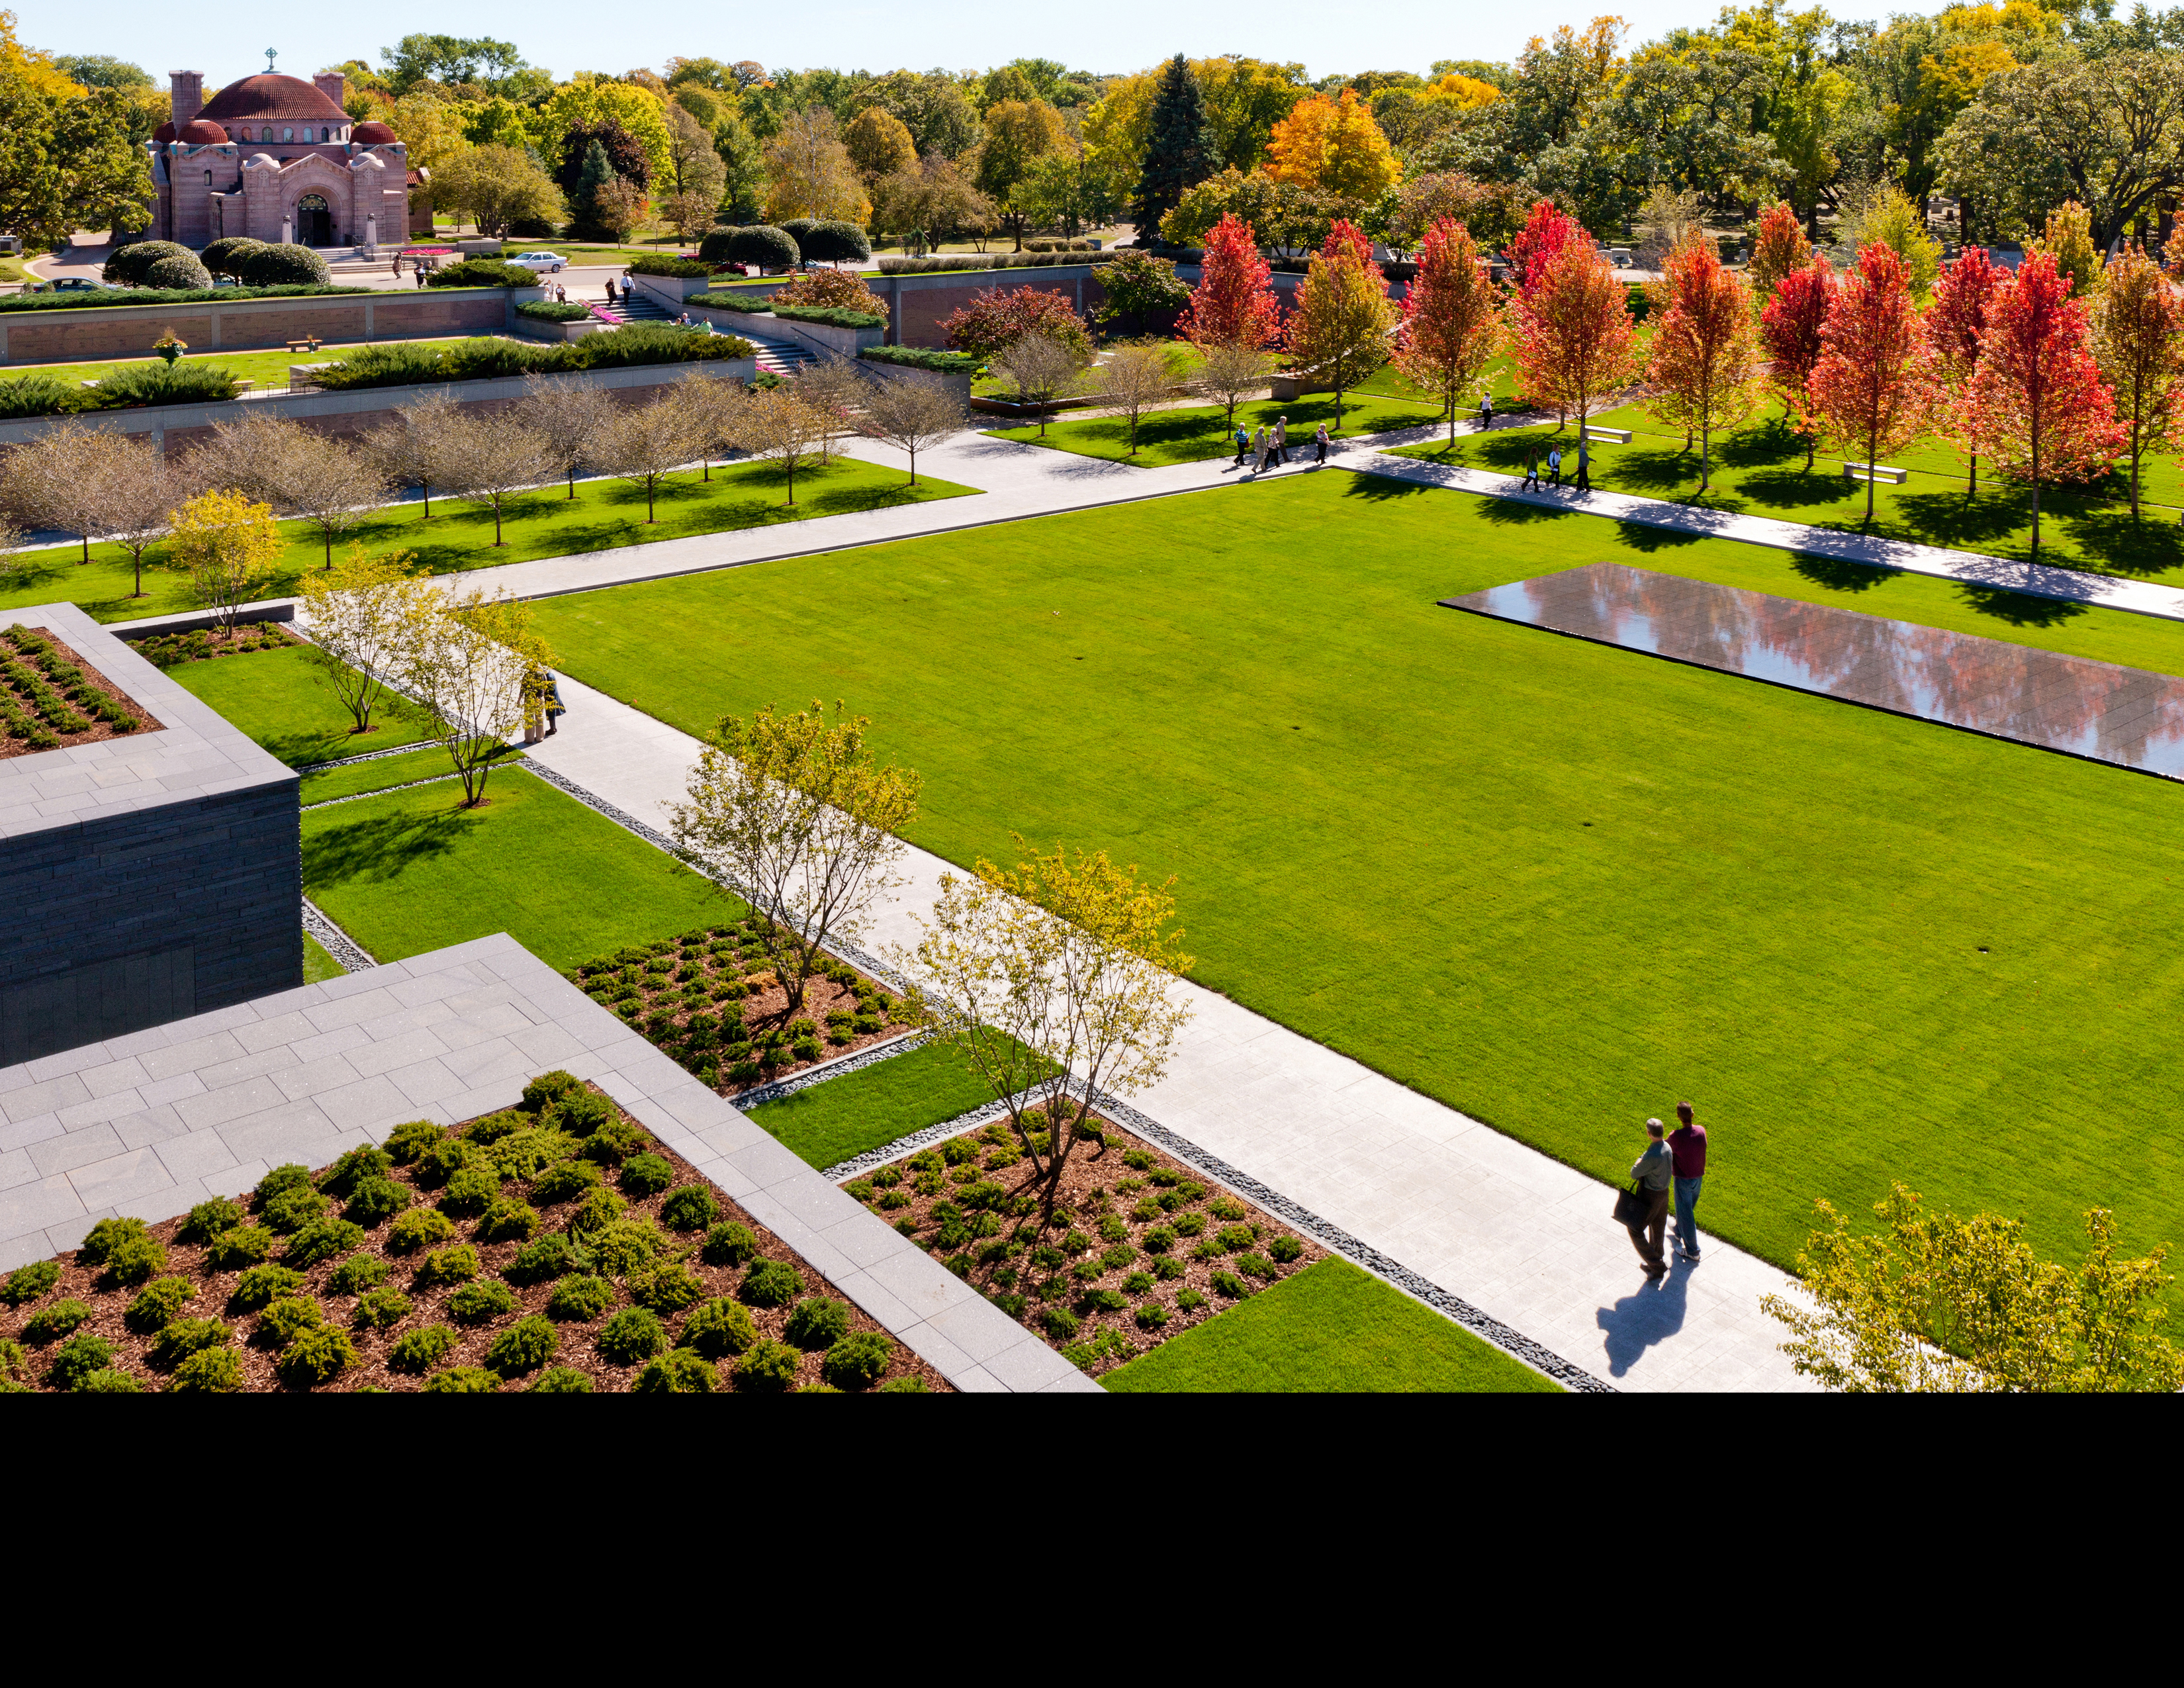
{"left": 1507, "top": 198, "right": 1582, "bottom": 295}
{"left": 1393, "top": 216, "right": 1503, "bottom": 444}
{"left": 1508, "top": 232, "right": 1639, "bottom": 436}
{"left": 1925, "top": 245, "right": 2005, "bottom": 492}
{"left": 1962, "top": 249, "right": 2126, "bottom": 558}
{"left": 1646, "top": 236, "right": 1761, "bottom": 491}
{"left": 1747, "top": 199, "right": 1809, "bottom": 297}
{"left": 1176, "top": 212, "right": 1282, "bottom": 351}
{"left": 1805, "top": 241, "right": 1932, "bottom": 523}
{"left": 1759, "top": 251, "right": 1836, "bottom": 469}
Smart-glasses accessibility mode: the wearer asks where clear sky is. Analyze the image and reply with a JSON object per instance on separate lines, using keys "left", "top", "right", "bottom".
{"left": 20, "top": 0, "right": 1959, "bottom": 89}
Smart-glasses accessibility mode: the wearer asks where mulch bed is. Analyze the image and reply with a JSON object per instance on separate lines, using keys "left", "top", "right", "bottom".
{"left": 0, "top": 1076, "right": 944, "bottom": 1394}
{"left": 0, "top": 623, "right": 161, "bottom": 758}
{"left": 125, "top": 622, "right": 298, "bottom": 669}
{"left": 569, "top": 914, "right": 915, "bottom": 1098}
{"left": 842, "top": 1110, "right": 1324, "bottom": 1379}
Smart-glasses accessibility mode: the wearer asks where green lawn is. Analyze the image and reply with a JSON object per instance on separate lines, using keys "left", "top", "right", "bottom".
{"left": 744, "top": 1038, "right": 997, "bottom": 1168}
{"left": 164, "top": 645, "right": 435, "bottom": 768}
{"left": 1103, "top": 1258, "right": 1563, "bottom": 1393}
{"left": 3, "top": 336, "right": 508, "bottom": 386}
{"left": 1387, "top": 399, "right": 2184, "bottom": 585}
{"left": 298, "top": 744, "right": 518, "bottom": 806}
{"left": 991, "top": 391, "right": 1440, "bottom": 466}
{"left": 2, "top": 457, "right": 978, "bottom": 623}
{"left": 302, "top": 933, "right": 344, "bottom": 983}
{"left": 301, "top": 767, "right": 727, "bottom": 970}
{"left": 531, "top": 468, "right": 2184, "bottom": 1285}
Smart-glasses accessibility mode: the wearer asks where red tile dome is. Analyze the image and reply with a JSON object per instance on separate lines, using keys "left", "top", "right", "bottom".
{"left": 177, "top": 118, "right": 229, "bottom": 144}
{"left": 197, "top": 73, "right": 347, "bottom": 125}
{"left": 153, "top": 120, "right": 176, "bottom": 144}
{"left": 350, "top": 120, "right": 397, "bottom": 144}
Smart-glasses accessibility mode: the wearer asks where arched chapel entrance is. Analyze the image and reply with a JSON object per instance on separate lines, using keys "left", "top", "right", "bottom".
{"left": 295, "top": 193, "right": 332, "bottom": 246}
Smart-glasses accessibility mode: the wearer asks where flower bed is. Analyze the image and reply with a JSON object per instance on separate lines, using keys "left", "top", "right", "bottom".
{"left": 569, "top": 917, "right": 915, "bottom": 1096}
{"left": 0, "top": 1070, "right": 941, "bottom": 1393}
{"left": 127, "top": 622, "right": 297, "bottom": 668}
{"left": 844, "top": 1109, "right": 1323, "bottom": 1378}
{"left": 0, "top": 622, "right": 158, "bottom": 757}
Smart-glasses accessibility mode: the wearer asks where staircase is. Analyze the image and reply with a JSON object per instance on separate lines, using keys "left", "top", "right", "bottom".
{"left": 595, "top": 287, "right": 823, "bottom": 376}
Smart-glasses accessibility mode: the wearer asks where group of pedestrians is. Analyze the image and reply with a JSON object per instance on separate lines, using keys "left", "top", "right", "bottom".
{"left": 1519, "top": 438, "right": 1592, "bottom": 492}
{"left": 1232, "top": 415, "right": 1332, "bottom": 472}
{"left": 1623, "top": 1102, "right": 1706, "bottom": 1276}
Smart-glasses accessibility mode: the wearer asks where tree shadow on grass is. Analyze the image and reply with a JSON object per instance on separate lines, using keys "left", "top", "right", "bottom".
{"left": 304, "top": 807, "right": 477, "bottom": 889}
{"left": 2056, "top": 508, "right": 2184, "bottom": 579}
{"left": 1954, "top": 584, "right": 2090, "bottom": 628}
{"left": 1791, "top": 553, "right": 1902, "bottom": 594}
{"left": 1717, "top": 423, "right": 1804, "bottom": 470}
{"left": 1604, "top": 445, "right": 1699, "bottom": 494}
{"left": 1614, "top": 520, "right": 1703, "bottom": 551}
{"left": 1340, "top": 475, "right": 1436, "bottom": 504}
{"left": 1886, "top": 490, "right": 2028, "bottom": 553}
{"left": 1735, "top": 469, "right": 1861, "bottom": 513}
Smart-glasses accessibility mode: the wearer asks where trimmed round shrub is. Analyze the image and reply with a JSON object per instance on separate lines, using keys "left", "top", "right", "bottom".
{"left": 384, "top": 1118, "right": 442, "bottom": 1164}
{"left": 283, "top": 1217, "right": 365, "bottom": 1268}
{"left": 702, "top": 1221, "right": 758, "bottom": 1267}
{"left": 619, "top": 1153, "right": 674, "bottom": 1197}
{"left": 586, "top": 1217, "right": 661, "bottom": 1278}
{"left": 821, "top": 1330, "right": 891, "bottom": 1389}
{"left": 719, "top": 224, "right": 799, "bottom": 273}
{"left": 415, "top": 1244, "right": 480, "bottom": 1287}
{"left": 228, "top": 1263, "right": 304, "bottom": 1311}
{"left": 1268, "top": 1235, "right": 1304, "bottom": 1264}
{"left": 256, "top": 1295, "right": 324, "bottom": 1346}
{"left": 739, "top": 1257, "right": 799, "bottom": 1309}
{"left": 784, "top": 1297, "right": 850, "bottom": 1350}
{"left": 780, "top": 216, "right": 817, "bottom": 247}
{"left": 507, "top": 1231, "right": 581, "bottom": 1285}
{"left": 278, "top": 1324, "right": 357, "bottom": 1387}
{"left": 484, "top": 1314, "right": 558, "bottom": 1375}
{"left": 206, "top": 1225, "right": 276, "bottom": 1269}
{"left": 423, "top": 1364, "right": 498, "bottom": 1393}
{"left": 46, "top": 1333, "right": 116, "bottom": 1389}
{"left": 530, "top": 1160, "right": 601, "bottom": 1206}
{"left": 124, "top": 1275, "right": 197, "bottom": 1333}
{"left": 79, "top": 1367, "right": 143, "bottom": 1392}
{"left": 351, "top": 1286, "right": 411, "bottom": 1331}
{"left": 3, "top": 1259, "right": 61, "bottom": 1305}
{"left": 389, "top": 1207, "right": 457, "bottom": 1253}
{"left": 388, "top": 1323, "right": 458, "bottom": 1373}
{"left": 255, "top": 1164, "right": 315, "bottom": 1204}
{"left": 438, "top": 1165, "right": 500, "bottom": 1217}
{"left": 678, "top": 1296, "right": 757, "bottom": 1358}
{"left": 801, "top": 220, "right": 871, "bottom": 263}
{"left": 624, "top": 1260, "right": 700, "bottom": 1315}
{"left": 484, "top": 1126, "right": 578, "bottom": 1182}
{"left": 414, "top": 1137, "right": 474, "bottom": 1186}
{"left": 99, "top": 1233, "right": 168, "bottom": 1288}
{"left": 634, "top": 1348, "right": 717, "bottom": 1392}
{"left": 167, "top": 1345, "right": 245, "bottom": 1391}
{"left": 582, "top": 1117, "right": 651, "bottom": 1166}
{"left": 328, "top": 1252, "right": 389, "bottom": 1296}
{"left": 553, "top": 1090, "right": 614, "bottom": 1136}
{"left": 547, "top": 1274, "right": 615, "bottom": 1322}
{"left": 596, "top": 1307, "right": 666, "bottom": 1365}
{"left": 150, "top": 1317, "right": 230, "bottom": 1368}
{"left": 475, "top": 1197, "right": 540, "bottom": 1244}
{"left": 235, "top": 242, "right": 331, "bottom": 287}
{"left": 261, "top": 1187, "right": 329, "bottom": 1235}
{"left": 522, "top": 1070, "right": 584, "bottom": 1112}
{"left": 526, "top": 1366, "right": 593, "bottom": 1392}
{"left": 78, "top": 1215, "right": 150, "bottom": 1264}
{"left": 200, "top": 236, "right": 267, "bottom": 279}
{"left": 176, "top": 1197, "right": 246, "bottom": 1246}
{"left": 104, "top": 240, "right": 192, "bottom": 285}
{"left": 446, "top": 1278, "right": 517, "bottom": 1324}
{"left": 566, "top": 1186, "right": 628, "bottom": 1238}
{"left": 318, "top": 1145, "right": 393, "bottom": 1199}
{"left": 658, "top": 1184, "right": 720, "bottom": 1232}
{"left": 23, "top": 1297, "right": 91, "bottom": 1342}
{"left": 731, "top": 1336, "right": 800, "bottom": 1391}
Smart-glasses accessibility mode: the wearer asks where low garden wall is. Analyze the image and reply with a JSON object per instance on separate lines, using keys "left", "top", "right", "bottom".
{"left": 872, "top": 265, "right": 1109, "bottom": 350}
{"left": 0, "top": 287, "right": 527, "bottom": 366}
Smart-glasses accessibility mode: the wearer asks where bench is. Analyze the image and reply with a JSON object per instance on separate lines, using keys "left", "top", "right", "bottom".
{"left": 1843, "top": 461, "right": 1908, "bottom": 485}
{"left": 1581, "top": 426, "right": 1633, "bottom": 444}
{"left": 285, "top": 337, "right": 322, "bottom": 355}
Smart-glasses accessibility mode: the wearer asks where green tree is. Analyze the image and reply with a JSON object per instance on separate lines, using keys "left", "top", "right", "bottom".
{"left": 572, "top": 138, "right": 615, "bottom": 238}
{"left": 1135, "top": 54, "right": 1222, "bottom": 237}
{"left": 976, "top": 99, "right": 1071, "bottom": 248}
{"left": 0, "top": 74, "right": 151, "bottom": 250}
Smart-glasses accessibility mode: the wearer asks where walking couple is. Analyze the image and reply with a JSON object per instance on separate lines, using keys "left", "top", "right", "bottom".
{"left": 1621, "top": 1102, "right": 1706, "bottom": 1276}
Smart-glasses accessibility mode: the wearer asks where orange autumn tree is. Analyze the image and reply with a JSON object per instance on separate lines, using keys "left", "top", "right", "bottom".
{"left": 1646, "top": 235, "right": 1762, "bottom": 491}
{"left": 1176, "top": 211, "right": 1282, "bottom": 350}
{"left": 1963, "top": 250, "right": 2125, "bottom": 558}
{"left": 2089, "top": 241, "right": 2184, "bottom": 521}
{"left": 1265, "top": 87, "right": 1400, "bottom": 201}
{"left": 1508, "top": 226, "right": 1640, "bottom": 436}
{"left": 1925, "top": 245, "right": 2005, "bottom": 492}
{"left": 1285, "top": 217, "right": 1396, "bottom": 430}
{"left": 1759, "top": 251, "right": 1836, "bottom": 469}
{"left": 1747, "top": 199, "right": 1809, "bottom": 299}
{"left": 1508, "top": 197, "right": 1582, "bottom": 297}
{"left": 1805, "top": 241, "right": 1932, "bottom": 523}
{"left": 1394, "top": 216, "right": 1503, "bottom": 444}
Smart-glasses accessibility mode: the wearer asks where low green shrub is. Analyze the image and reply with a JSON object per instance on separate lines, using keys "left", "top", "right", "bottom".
{"left": 1141, "top": 1225, "right": 1177, "bottom": 1256}
{"left": 619, "top": 1153, "right": 673, "bottom": 1197}
{"left": 124, "top": 1275, "right": 196, "bottom": 1333}
{"left": 167, "top": 1344, "right": 246, "bottom": 1391}
{"left": 529, "top": 1159, "right": 602, "bottom": 1206}
{"left": 688, "top": 289, "right": 766, "bottom": 312}
{"left": 879, "top": 1373, "right": 929, "bottom": 1392}
{"left": 551, "top": 1090, "right": 614, "bottom": 1137}
{"left": 1210, "top": 1270, "right": 1250, "bottom": 1299}
{"left": 771, "top": 303, "right": 882, "bottom": 329}
{"left": 586, "top": 1217, "right": 662, "bottom": 1278}
{"left": 283, "top": 1217, "right": 365, "bottom": 1268}
{"left": 47, "top": 1333, "right": 116, "bottom": 1389}
{"left": 177, "top": 1198, "right": 246, "bottom": 1246}
{"left": 582, "top": 1116, "right": 651, "bottom": 1166}
{"left": 679, "top": 1296, "right": 758, "bottom": 1358}
{"left": 423, "top": 1365, "right": 499, "bottom": 1392}
{"left": 318, "top": 1145, "right": 393, "bottom": 1198}
{"left": 629, "top": 1260, "right": 704, "bottom": 1313}
{"left": 1134, "top": 1301, "right": 1169, "bottom": 1329}
{"left": 438, "top": 1165, "right": 500, "bottom": 1217}
{"left": 79, "top": 1367, "right": 143, "bottom": 1392}
{"left": 565, "top": 1186, "right": 629, "bottom": 1240}
{"left": 351, "top": 1286, "right": 412, "bottom": 1330}
{"left": 659, "top": 1184, "right": 720, "bottom": 1231}
{"left": 414, "top": 1137, "right": 474, "bottom": 1186}
{"left": 1208, "top": 1197, "right": 1248, "bottom": 1223}
{"left": 626, "top": 254, "right": 713, "bottom": 277}
{"left": 78, "top": 1215, "right": 150, "bottom": 1265}
{"left": 1214, "top": 1224, "right": 1255, "bottom": 1253}
{"left": 0, "top": 281, "right": 369, "bottom": 314}
{"left": 23, "top": 1297, "right": 91, "bottom": 1342}
{"left": 384, "top": 1119, "right": 441, "bottom": 1164}
{"left": 0, "top": 1336, "right": 31, "bottom": 1383}
{"left": 1039, "top": 1305, "right": 1081, "bottom": 1340}
{"left": 279, "top": 1325, "right": 358, "bottom": 1387}
{"left": 388, "top": 1323, "right": 459, "bottom": 1372}
{"left": 635, "top": 1349, "right": 719, "bottom": 1391}
{"left": 343, "top": 1177, "right": 411, "bottom": 1226}
{"left": 228, "top": 1263, "right": 304, "bottom": 1311}
{"left": 416, "top": 1244, "right": 480, "bottom": 1287}
{"left": 702, "top": 1221, "right": 758, "bottom": 1267}
{"left": 527, "top": 1366, "right": 593, "bottom": 1392}
{"left": 520, "top": 1070, "right": 582, "bottom": 1111}
{"left": 447, "top": 1278, "right": 517, "bottom": 1324}
{"left": 254, "top": 1164, "right": 314, "bottom": 1204}
{"left": 518, "top": 299, "right": 593, "bottom": 321}
{"left": 597, "top": 1306, "right": 666, "bottom": 1364}
{"left": 821, "top": 1330, "right": 891, "bottom": 1388}
{"left": 328, "top": 1252, "right": 390, "bottom": 1295}
{"left": 426, "top": 258, "right": 539, "bottom": 289}
{"left": 150, "top": 1317, "right": 230, "bottom": 1367}
{"left": 507, "top": 1231, "right": 581, "bottom": 1285}
{"left": 1236, "top": 1250, "right": 1278, "bottom": 1281}
{"left": 475, "top": 1197, "right": 541, "bottom": 1244}
{"left": 547, "top": 1274, "right": 615, "bottom": 1322}
{"left": 1169, "top": 1211, "right": 1206, "bottom": 1239}
{"left": 1268, "top": 1235, "right": 1304, "bottom": 1263}
{"left": 256, "top": 1295, "right": 324, "bottom": 1346}
{"left": 484, "top": 1315, "right": 559, "bottom": 1375}
{"left": 1080, "top": 1287, "right": 1128, "bottom": 1313}
{"left": 1175, "top": 1286, "right": 1208, "bottom": 1312}
{"left": 260, "top": 1186, "right": 329, "bottom": 1235}
{"left": 739, "top": 1258, "right": 799, "bottom": 1309}
{"left": 0, "top": 371, "right": 75, "bottom": 418}
{"left": 732, "top": 1337, "right": 800, "bottom": 1390}
{"left": 98, "top": 1233, "right": 167, "bottom": 1288}
{"left": 3, "top": 1260, "right": 61, "bottom": 1305}
{"left": 389, "top": 1207, "right": 457, "bottom": 1252}
{"left": 784, "top": 1297, "right": 850, "bottom": 1350}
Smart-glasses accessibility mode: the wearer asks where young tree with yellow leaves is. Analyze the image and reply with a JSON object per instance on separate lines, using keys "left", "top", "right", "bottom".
{"left": 1285, "top": 218, "right": 1396, "bottom": 431}
{"left": 166, "top": 488, "right": 282, "bottom": 634}
{"left": 1265, "top": 87, "right": 1399, "bottom": 202}
{"left": 298, "top": 543, "right": 432, "bottom": 740}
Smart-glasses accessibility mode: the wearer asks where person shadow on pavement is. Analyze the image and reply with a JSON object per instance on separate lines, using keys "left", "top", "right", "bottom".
{"left": 1595, "top": 1259, "right": 1692, "bottom": 1379}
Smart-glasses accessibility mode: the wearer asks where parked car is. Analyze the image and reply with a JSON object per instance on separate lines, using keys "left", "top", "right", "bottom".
{"left": 38, "top": 276, "right": 118, "bottom": 292}
{"left": 507, "top": 251, "right": 566, "bottom": 274}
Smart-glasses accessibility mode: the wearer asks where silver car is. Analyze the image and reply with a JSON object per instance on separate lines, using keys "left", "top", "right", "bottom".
{"left": 507, "top": 251, "right": 567, "bottom": 274}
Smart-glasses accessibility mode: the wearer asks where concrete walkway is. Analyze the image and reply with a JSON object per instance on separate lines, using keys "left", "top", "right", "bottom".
{"left": 521, "top": 671, "right": 1812, "bottom": 1392}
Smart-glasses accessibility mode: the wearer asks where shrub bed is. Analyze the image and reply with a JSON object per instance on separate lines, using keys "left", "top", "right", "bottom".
{"left": 314, "top": 326, "right": 753, "bottom": 390}
{"left": 0, "top": 623, "right": 158, "bottom": 759}
{"left": 625, "top": 256, "right": 713, "bottom": 278}
{"left": 424, "top": 259, "right": 541, "bottom": 289}
{"left": 566, "top": 915, "right": 913, "bottom": 1096}
{"left": 688, "top": 290, "right": 768, "bottom": 313}
{"left": 861, "top": 345, "right": 981, "bottom": 374}
{"left": 0, "top": 1070, "right": 942, "bottom": 1393}
{"left": 770, "top": 305, "right": 883, "bottom": 330}
{"left": 0, "top": 283, "right": 375, "bottom": 313}
{"left": 126, "top": 623, "right": 296, "bottom": 668}
{"left": 842, "top": 1111, "right": 1321, "bottom": 1379}
{"left": 877, "top": 252, "right": 1118, "bottom": 274}
{"left": 517, "top": 299, "right": 595, "bottom": 322}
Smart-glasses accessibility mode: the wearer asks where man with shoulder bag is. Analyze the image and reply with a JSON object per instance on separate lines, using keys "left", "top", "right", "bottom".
{"left": 1617, "top": 1117, "right": 1674, "bottom": 1276}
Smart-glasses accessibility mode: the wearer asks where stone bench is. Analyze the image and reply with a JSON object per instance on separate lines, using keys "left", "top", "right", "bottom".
{"left": 1844, "top": 461, "right": 1909, "bottom": 485}
{"left": 1581, "top": 426, "right": 1633, "bottom": 444}
{"left": 289, "top": 362, "right": 333, "bottom": 393}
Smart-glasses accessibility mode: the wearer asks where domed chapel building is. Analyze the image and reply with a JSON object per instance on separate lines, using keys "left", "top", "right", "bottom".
{"left": 146, "top": 65, "right": 429, "bottom": 249}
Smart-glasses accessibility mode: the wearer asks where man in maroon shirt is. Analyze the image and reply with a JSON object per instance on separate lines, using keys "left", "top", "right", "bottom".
{"left": 1668, "top": 1101, "right": 1706, "bottom": 1262}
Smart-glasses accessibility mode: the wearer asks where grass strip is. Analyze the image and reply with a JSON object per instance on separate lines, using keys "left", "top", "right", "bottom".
{"left": 744, "top": 1038, "right": 1003, "bottom": 1168}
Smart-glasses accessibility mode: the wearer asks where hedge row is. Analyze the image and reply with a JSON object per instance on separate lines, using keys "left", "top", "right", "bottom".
{"left": 516, "top": 300, "right": 595, "bottom": 322}
{"left": 770, "top": 304, "right": 882, "bottom": 330}
{"left": 688, "top": 290, "right": 768, "bottom": 313}
{"left": 314, "top": 326, "right": 754, "bottom": 390}
{"left": 860, "top": 345, "right": 980, "bottom": 374}
{"left": 425, "top": 259, "right": 542, "bottom": 289}
{"left": 0, "top": 283, "right": 374, "bottom": 314}
{"left": 0, "top": 361, "right": 242, "bottom": 419}
{"left": 625, "top": 256, "right": 712, "bottom": 278}
{"left": 876, "top": 252, "right": 1118, "bottom": 275}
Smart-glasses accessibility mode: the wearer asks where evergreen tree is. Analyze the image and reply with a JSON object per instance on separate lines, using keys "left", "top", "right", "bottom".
{"left": 1134, "top": 55, "right": 1220, "bottom": 239}
{"left": 573, "top": 138, "right": 615, "bottom": 239}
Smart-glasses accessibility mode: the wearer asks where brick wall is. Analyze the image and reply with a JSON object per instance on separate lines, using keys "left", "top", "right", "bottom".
{"left": 876, "top": 268, "right": 1109, "bottom": 349}
{"left": 0, "top": 289, "right": 510, "bottom": 365}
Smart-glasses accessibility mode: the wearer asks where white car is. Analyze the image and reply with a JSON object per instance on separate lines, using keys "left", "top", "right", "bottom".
{"left": 507, "top": 251, "right": 566, "bottom": 274}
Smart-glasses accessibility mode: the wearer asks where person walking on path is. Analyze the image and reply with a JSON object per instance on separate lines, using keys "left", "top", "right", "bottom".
{"left": 1251, "top": 424, "right": 1268, "bottom": 473}
{"left": 1547, "top": 445, "right": 1563, "bottom": 487}
{"left": 1273, "top": 415, "right": 1289, "bottom": 465}
{"left": 1521, "top": 444, "right": 1543, "bottom": 491}
{"left": 1314, "top": 422, "right": 1330, "bottom": 463}
{"left": 414, "top": 265, "right": 427, "bottom": 289}
{"left": 1479, "top": 393, "right": 1494, "bottom": 432}
{"left": 1575, "top": 437, "right": 1592, "bottom": 492}
{"left": 1234, "top": 424, "right": 1250, "bottom": 466}
{"left": 1627, "top": 1118, "right": 1674, "bottom": 1275}
{"left": 1668, "top": 1101, "right": 1706, "bottom": 1262}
